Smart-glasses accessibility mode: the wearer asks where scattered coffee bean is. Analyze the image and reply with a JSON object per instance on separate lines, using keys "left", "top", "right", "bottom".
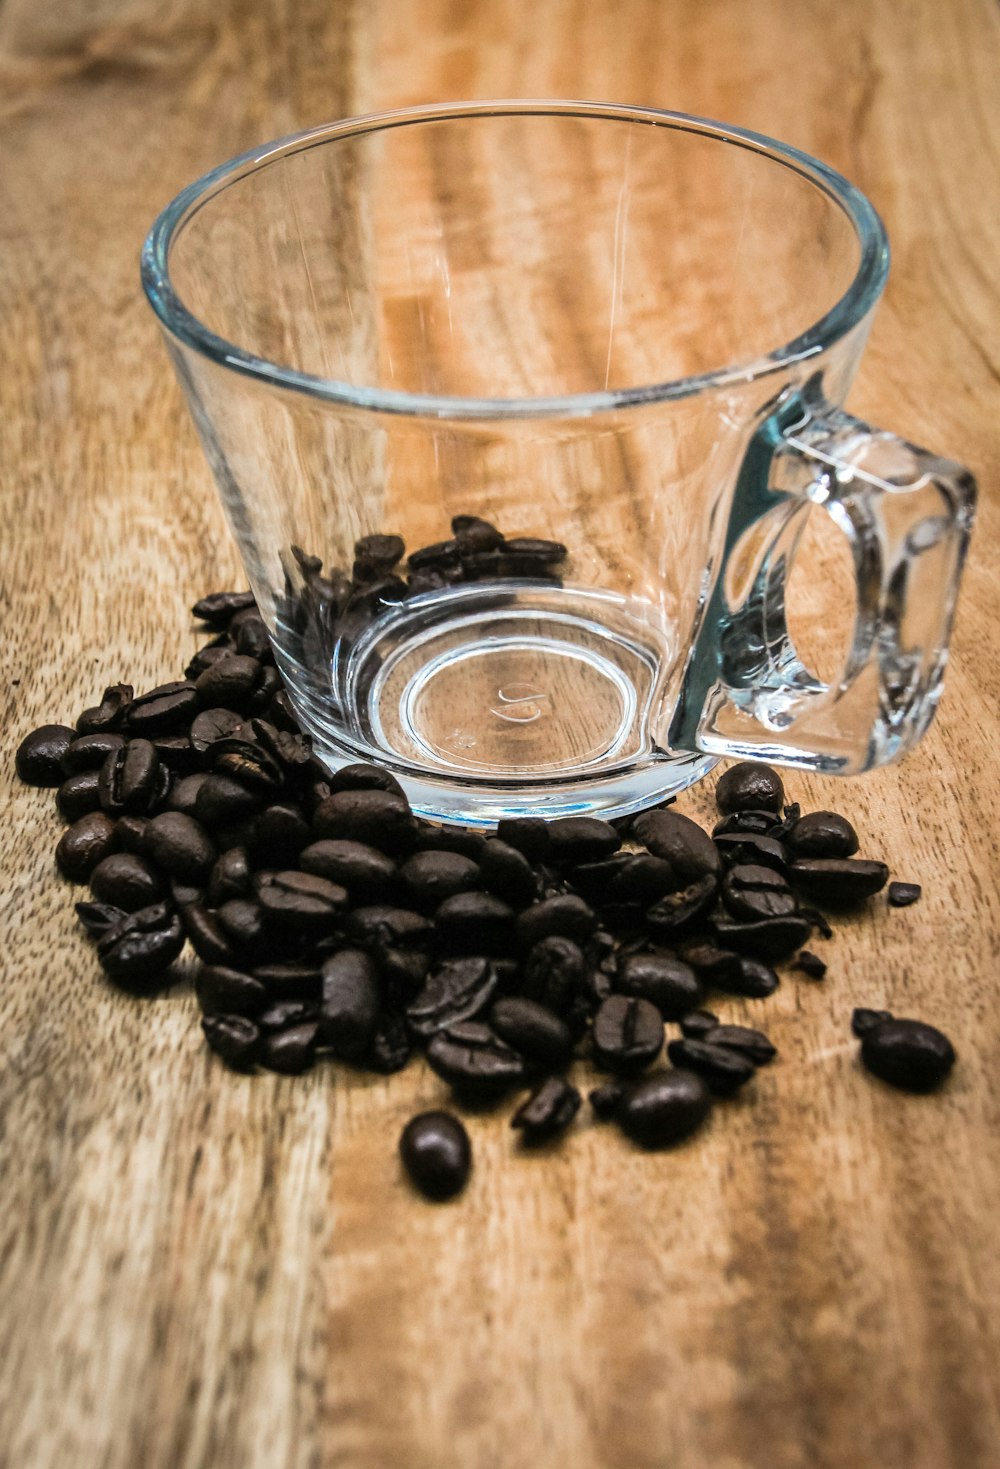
{"left": 96, "top": 902, "right": 185, "bottom": 983}
{"left": 426, "top": 1022, "right": 528, "bottom": 1100}
{"left": 511, "top": 1077, "right": 581, "bottom": 1144}
{"left": 700, "top": 1024, "right": 777, "bottom": 1065}
{"left": 75, "top": 900, "right": 127, "bottom": 938}
{"left": 261, "top": 1023, "right": 319, "bottom": 1074}
{"left": 60, "top": 731, "right": 127, "bottom": 775}
{"left": 791, "top": 950, "right": 827, "bottom": 980}
{"left": 616, "top": 952, "right": 701, "bottom": 1020}
{"left": 592, "top": 994, "right": 664, "bottom": 1075}
{"left": 319, "top": 949, "right": 382, "bottom": 1058}
{"left": 713, "top": 833, "right": 788, "bottom": 872}
{"left": 645, "top": 875, "right": 718, "bottom": 939}
{"left": 16, "top": 724, "right": 78, "bottom": 785}
{"left": 666, "top": 1037, "right": 755, "bottom": 1095}
{"left": 714, "top": 914, "right": 813, "bottom": 961}
{"left": 784, "top": 811, "right": 859, "bottom": 859}
{"left": 616, "top": 1069, "right": 712, "bottom": 1148}
{"left": 888, "top": 881, "right": 921, "bottom": 908}
{"left": 788, "top": 858, "right": 889, "bottom": 905}
{"left": 140, "top": 811, "right": 216, "bottom": 882}
{"left": 860, "top": 1017, "right": 956, "bottom": 1092}
{"left": 192, "top": 589, "right": 257, "bottom": 626}
{"left": 76, "top": 683, "right": 133, "bottom": 735}
{"left": 406, "top": 957, "right": 498, "bottom": 1039}
{"left": 715, "top": 761, "right": 785, "bottom": 815}
{"left": 520, "top": 936, "right": 585, "bottom": 1015}
{"left": 202, "top": 1013, "right": 262, "bottom": 1068}
{"left": 196, "top": 965, "right": 269, "bottom": 1017}
{"left": 55, "top": 811, "right": 119, "bottom": 882}
{"left": 399, "top": 1111, "right": 471, "bottom": 1200}
{"left": 852, "top": 1007, "right": 894, "bottom": 1037}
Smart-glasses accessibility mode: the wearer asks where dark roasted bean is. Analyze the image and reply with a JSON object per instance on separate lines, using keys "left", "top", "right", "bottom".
{"left": 477, "top": 839, "right": 538, "bottom": 908}
{"left": 195, "top": 965, "right": 268, "bottom": 1016}
{"left": 399, "top": 1111, "right": 471, "bottom": 1199}
{"left": 666, "top": 1037, "right": 755, "bottom": 1094}
{"left": 90, "top": 853, "right": 167, "bottom": 911}
{"left": 192, "top": 590, "right": 257, "bottom": 626}
{"left": 75, "top": 901, "right": 127, "bottom": 938}
{"left": 209, "top": 737, "right": 283, "bottom": 793}
{"left": 721, "top": 864, "right": 797, "bottom": 921}
{"left": 679, "top": 1009, "right": 720, "bottom": 1039}
{"left": 714, "top": 914, "right": 813, "bottom": 961}
{"left": 151, "top": 735, "right": 199, "bottom": 773}
{"left": 681, "top": 943, "right": 745, "bottom": 987}
{"left": 788, "top": 858, "right": 889, "bottom": 905}
{"left": 645, "top": 874, "right": 718, "bottom": 939}
{"left": 791, "top": 950, "right": 827, "bottom": 980}
{"left": 546, "top": 817, "right": 620, "bottom": 865}
{"left": 347, "top": 905, "right": 434, "bottom": 949}
{"left": 592, "top": 994, "right": 664, "bottom": 1075}
{"left": 709, "top": 955, "right": 779, "bottom": 999}
{"left": 216, "top": 898, "right": 267, "bottom": 949}
{"left": 234, "top": 615, "right": 271, "bottom": 661}
{"left": 194, "top": 773, "right": 263, "bottom": 829}
{"left": 617, "top": 1069, "right": 712, "bottom": 1148}
{"left": 452, "top": 514, "right": 505, "bottom": 554}
{"left": 57, "top": 768, "right": 103, "bottom": 821}
{"left": 246, "top": 803, "right": 311, "bottom": 868}
{"left": 784, "top": 811, "right": 859, "bottom": 859}
{"left": 206, "top": 846, "right": 251, "bottom": 906}
{"left": 55, "top": 811, "right": 118, "bottom": 882}
{"left": 606, "top": 854, "right": 679, "bottom": 903}
{"left": 127, "top": 681, "right": 200, "bottom": 736}
{"left": 201, "top": 1013, "right": 261, "bottom": 1068}
{"left": 369, "top": 1011, "right": 414, "bottom": 1073}
{"left": 258, "top": 999, "right": 318, "bottom": 1032}
{"left": 411, "top": 823, "right": 486, "bottom": 861}
{"left": 588, "top": 1081, "right": 624, "bottom": 1121}
{"left": 434, "top": 892, "right": 514, "bottom": 954}
{"left": 327, "top": 762, "right": 407, "bottom": 797}
{"left": 378, "top": 945, "right": 431, "bottom": 991}
{"left": 502, "top": 536, "right": 567, "bottom": 561}
{"left": 888, "top": 881, "right": 922, "bottom": 908}
{"left": 182, "top": 903, "right": 237, "bottom": 964}
{"left": 700, "top": 1024, "right": 777, "bottom": 1065}
{"left": 261, "top": 1023, "right": 319, "bottom": 1074}
{"left": 515, "top": 895, "right": 597, "bottom": 950}
{"left": 166, "top": 772, "right": 209, "bottom": 817}
{"left": 852, "top": 1007, "right": 894, "bottom": 1037}
{"left": 495, "top": 817, "right": 550, "bottom": 862}
{"left": 251, "top": 962, "right": 322, "bottom": 1001}
{"left": 190, "top": 707, "right": 244, "bottom": 755}
{"left": 713, "top": 834, "right": 788, "bottom": 871}
{"left": 60, "top": 731, "right": 127, "bottom": 775}
{"left": 715, "top": 761, "right": 785, "bottom": 814}
{"left": 407, "top": 538, "right": 461, "bottom": 571}
{"left": 489, "top": 998, "right": 574, "bottom": 1069}
{"left": 255, "top": 870, "right": 347, "bottom": 930}
{"left": 632, "top": 809, "right": 722, "bottom": 881}
{"left": 98, "top": 740, "right": 162, "bottom": 817}
{"left": 860, "top": 1017, "right": 956, "bottom": 1092}
{"left": 75, "top": 684, "right": 133, "bottom": 735}
{"left": 185, "top": 643, "right": 235, "bottom": 680}
{"left": 140, "top": 811, "right": 216, "bottom": 882}
{"left": 398, "top": 850, "right": 480, "bottom": 907}
{"left": 194, "top": 655, "right": 263, "bottom": 710}
{"left": 299, "top": 839, "right": 397, "bottom": 900}
{"left": 406, "top": 957, "right": 498, "bottom": 1039}
{"left": 511, "top": 1077, "right": 581, "bottom": 1144}
{"left": 96, "top": 902, "right": 185, "bottom": 983}
{"left": 425, "top": 1022, "right": 528, "bottom": 1100}
{"left": 712, "top": 810, "right": 777, "bottom": 837}
{"left": 520, "top": 936, "right": 585, "bottom": 1015}
{"left": 616, "top": 952, "right": 701, "bottom": 1020}
{"left": 311, "top": 789, "right": 415, "bottom": 853}
{"left": 319, "top": 949, "right": 382, "bottom": 1058}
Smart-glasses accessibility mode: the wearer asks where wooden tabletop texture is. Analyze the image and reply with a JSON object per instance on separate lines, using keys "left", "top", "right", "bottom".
{"left": 2, "top": 2, "right": 998, "bottom": 1467}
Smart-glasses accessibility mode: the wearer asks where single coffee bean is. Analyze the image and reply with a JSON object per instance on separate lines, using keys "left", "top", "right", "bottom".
{"left": 60, "top": 731, "right": 127, "bottom": 775}
{"left": 399, "top": 1111, "right": 472, "bottom": 1200}
{"left": 592, "top": 994, "right": 664, "bottom": 1075}
{"left": 588, "top": 1080, "right": 624, "bottom": 1121}
{"left": 489, "top": 997, "right": 574, "bottom": 1069}
{"left": 192, "top": 589, "right": 257, "bottom": 626}
{"left": 261, "top": 1023, "right": 319, "bottom": 1074}
{"left": 90, "top": 852, "right": 167, "bottom": 911}
{"left": 216, "top": 898, "right": 268, "bottom": 950}
{"left": 399, "top": 850, "right": 481, "bottom": 907}
{"left": 194, "top": 655, "right": 263, "bottom": 711}
{"left": 190, "top": 707, "right": 244, "bottom": 754}
{"left": 713, "top": 834, "right": 788, "bottom": 872}
{"left": 55, "top": 811, "right": 119, "bottom": 882}
{"left": 700, "top": 1024, "right": 777, "bottom": 1065}
{"left": 115, "top": 816, "right": 150, "bottom": 857}
{"left": 714, "top": 915, "right": 813, "bottom": 961}
{"left": 354, "top": 532, "right": 406, "bottom": 570}
{"left": 151, "top": 736, "right": 199, "bottom": 774}
{"left": 327, "top": 762, "right": 407, "bottom": 797}
{"left": 369, "top": 1011, "right": 414, "bottom": 1074}
{"left": 319, "top": 949, "right": 382, "bottom": 1058}
{"left": 426, "top": 1022, "right": 529, "bottom": 1100}
{"left": 616, "top": 952, "right": 701, "bottom": 1020}
{"left": 379, "top": 944, "right": 431, "bottom": 991}
{"left": 852, "top": 1007, "right": 894, "bottom": 1037}
{"left": 201, "top": 1013, "right": 261, "bottom": 1068}
{"left": 784, "top": 810, "right": 859, "bottom": 859}
{"left": 452, "top": 514, "right": 505, "bottom": 553}
{"left": 545, "top": 817, "right": 621, "bottom": 865}
{"left": 860, "top": 1017, "right": 956, "bottom": 1092}
{"left": 311, "top": 789, "right": 415, "bottom": 853}
{"left": 166, "top": 772, "right": 209, "bottom": 818}
{"left": 477, "top": 839, "right": 538, "bottom": 908}
{"left": 721, "top": 864, "right": 798, "bottom": 921}
{"left": 57, "top": 768, "right": 103, "bottom": 821}
{"left": 617, "top": 1069, "right": 712, "bottom": 1148}
{"left": 98, "top": 740, "right": 163, "bottom": 817}
{"left": 346, "top": 905, "right": 434, "bottom": 952}
{"left": 564, "top": 854, "right": 632, "bottom": 901}
{"left": 196, "top": 965, "right": 268, "bottom": 1016}
{"left": 679, "top": 1009, "right": 720, "bottom": 1039}
{"left": 96, "top": 902, "right": 185, "bottom": 983}
{"left": 406, "top": 957, "right": 498, "bottom": 1039}
{"left": 606, "top": 853, "right": 679, "bottom": 903}
{"left": 712, "top": 810, "right": 777, "bottom": 837}
{"left": 788, "top": 858, "right": 889, "bottom": 905}
{"left": 246, "top": 804, "right": 311, "bottom": 867}
{"left": 791, "top": 950, "right": 827, "bottom": 980}
{"left": 140, "top": 811, "right": 216, "bottom": 882}
{"left": 888, "top": 881, "right": 922, "bottom": 907}
{"left": 511, "top": 1077, "right": 582, "bottom": 1145}
{"left": 206, "top": 846, "right": 251, "bottom": 906}
{"left": 75, "top": 900, "right": 127, "bottom": 938}
{"left": 75, "top": 683, "right": 133, "bottom": 734}
{"left": 666, "top": 1037, "right": 755, "bottom": 1095}
{"left": 407, "top": 538, "right": 461, "bottom": 572}
{"left": 520, "top": 936, "right": 585, "bottom": 1015}
{"left": 185, "top": 643, "right": 235, "bottom": 680}
{"left": 127, "top": 681, "right": 200, "bottom": 736}
{"left": 256, "top": 870, "right": 347, "bottom": 931}
{"left": 251, "top": 962, "right": 322, "bottom": 1002}
{"left": 298, "top": 839, "right": 397, "bottom": 901}
{"left": 681, "top": 943, "right": 745, "bottom": 987}
{"left": 495, "top": 817, "right": 550, "bottom": 862}
{"left": 515, "top": 895, "right": 597, "bottom": 950}
{"left": 645, "top": 874, "right": 718, "bottom": 939}
{"left": 209, "top": 738, "right": 283, "bottom": 794}
{"left": 194, "top": 773, "right": 263, "bottom": 829}
{"left": 502, "top": 536, "right": 567, "bottom": 561}
{"left": 183, "top": 904, "right": 236, "bottom": 963}
{"left": 258, "top": 998, "right": 318, "bottom": 1033}
{"left": 434, "top": 892, "right": 515, "bottom": 954}
{"left": 15, "top": 719, "right": 77, "bottom": 781}
{"left": 715, "top": 761, "right": 785, "bottom": 815}
{"left": 632, "top": 809, "right": 722, "bottom": 881}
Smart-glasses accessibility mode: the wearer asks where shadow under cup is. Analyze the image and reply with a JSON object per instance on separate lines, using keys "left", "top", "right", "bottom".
{"left": 142, "top": 102, "right": 974, "bottom": 824}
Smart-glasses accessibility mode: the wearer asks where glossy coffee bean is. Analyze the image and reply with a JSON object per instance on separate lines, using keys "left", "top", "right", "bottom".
{"left": 606, "top": 853, "right": 678, "bottom": 903}
{"left": 784, "top": 810, "right": 859, "bottom": 859}
{"left": 247, "top": 804, "right": 311, "bottom": 867}
{"left": 192, "top": 589, "right": 257, "bottom": 626}
{"left": 545, "top": 817, "right": 620, "bottom": 865}
{"left": 98, "top": 740, "right": 163, "bottom": 817}
{"left": 588, "top": 1080, "right": 625, "bottom": 1121}
{"left": 852, "top": 1007, "right": 894, "bottom": 1037}
{"left": 16, "top": 724, "right": 78, "bottom": 784}
{"left": 477, "top": 839, "right": 538, "bottom": 908}
{"left": 194, "top": 773, "right": 263, "bottom": 829}
{"left": 194, "top": 655, "right": 263, "bottom": 710}
{"left": 616, "top": 1069, "right": 712, "bottom": 1148}
{"left": 714, "top": 914, "right": 812, "bottom": 961}
{"left": 189, "top": 707, "right": 243, "bottom": 755}
{"left": 406, "top": 957, "right": 498, "bottom": 1039}
{"left": 298, "top": 839, "right": 397, "bottom": 900}
{"left": 721, "top": 864, "right": 797, "bottom": 921}
{"left": 520, "top": 936, "right": 585, "bottom": 1015}
{"left": 860, "top": 1017, "right": 956, "bottom": 1092}
{"left": 679, "top": 1009, "right": 720, "bottom": 1039}
{"left": 399, "top": 1111, "right": 472, "bottom": 1200}
{"left": 700, "top": 1024, "right": 777, "bottom": 1065}
{"left": 96, "top": 902, "right": 185, "bottom": 983}
{"left": 887, "top": 881, "right": 921, "bottom": 907}
{"left": 75, "top": 900, "right": 127, "bottom": 938}
{"left": 788, "top": 858, "right": 889, "bottom": 905}
{"left": 616, "top": 952, "right": 701, "bottom": 1020}
{"left": 201, "top": 1013, "right": 261, "bottom": 1068}
{"left": 60, "top": 731, "right": 127, "bottom": 775}
{"left": 76, "top": 683, "right": 133, "bottom": 735}
{"left": 511, "top": 1077, "right": 582, "bottom": 1144}
{"left": 631, "top": 809, "right": 721, "bottom": 881}
{"left": 645, "top": 875, "right": 718, "bottom": 939}
{"left": 195, "top": 965, "right": 268, "bottom": 1016}
{"left": 425, "top": 1022, "right": 528, "bottom": 1100}
{"left": 319, "top": 949, "right": 382, "bottom": 1058}
{"left": 667, "top": 1036, "right": 755, "bottom": 1093}
{"left": 206, "top": 846, "right": 251, "bottom": 906}
{"left": 495, "top": 817, "right": 550, "bottom": 862}
{"left": 311, "top": 789, "right": 415, "bottom": 853}
{"left": 713, "top": 833, "right": 787, "bottom": 872}
{"left": 715, "top": 761, "right": 785, "bottom": 815}
{"left": 140, "top": 811, "right": 216, "bottom": 882}
{"left": 57, "top": 768, "right": 103, "bottom": 821}
{"left": 515, "top": 895, "right": 597, "bottom": 950}
{"left": 592, "top": 994, "right": 664, "bottom": 1075}
{"left": 399, "top": 850, "right": 480, "bottom": 906}
{"left": 255, "top": 870, "right": 347, "bottom": 931}
{"left": 90, "top": 853, "right": 167, "bottom": 911}
{"left": 55, "top": 811, "right": 118, "bottom": 882}
{"left": 489, "top": 997, "right": 574, "bottom": 1069}
{"left": 791, "top": 950, "right": 827, "bottom": 980}
{"left": 127, "top": 681, "right": 200, "bottom": 736}
{"left": 261, "top": 1023, "right": 319, "bottom": 1074}
{"left": 347, "top": 905, "right": 435, "bottom": 949}
{"left": 327, "top": 762, "right": 407, "bottom": 797}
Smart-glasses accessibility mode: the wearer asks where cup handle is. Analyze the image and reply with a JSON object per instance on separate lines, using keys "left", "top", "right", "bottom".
{"left": 669, "top": 381, "right": 976, "bottom": 773}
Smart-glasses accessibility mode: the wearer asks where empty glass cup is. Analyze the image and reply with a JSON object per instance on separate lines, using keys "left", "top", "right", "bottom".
{"left": 142, "top": 101, "right": 975, "bottom": 824}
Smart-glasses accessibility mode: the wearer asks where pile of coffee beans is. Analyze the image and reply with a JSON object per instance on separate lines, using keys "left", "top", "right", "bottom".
{"left": 13, "top": 521, "right": 957, "bottom": 1204}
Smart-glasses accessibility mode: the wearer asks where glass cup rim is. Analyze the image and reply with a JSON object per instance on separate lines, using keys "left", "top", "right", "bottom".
{"left": 141, "top": 98, "right": 890, "bottom": 421}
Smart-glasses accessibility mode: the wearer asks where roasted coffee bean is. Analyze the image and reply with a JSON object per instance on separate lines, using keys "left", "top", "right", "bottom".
{"left": 75, "top": 900, "right": 127, "bottom": 938}
{"left": 714, "top": 914, "right": 812, "bottom": 961}
{"left": 791, "top": 950, "right": 827, "bottom": 980}
{"left": 57, "top": 768, "right": 103, "bottom": 821}
{"left": 592, "top": 994, "right": 664, "bottom": 1075}
{"left": 166, "top": 773, "right": 209, "bottom": 817}
{"left": 495, "top": 817, "right": 550, "bottom": 862}
{"left": 407, "top": 538, "right": 461, "bottom": 572}
{"left": 708, "top": 955, "right": 779, "bottom": 999}
{"left": 520, "top": 936, "right": 585, "bottom": 1015}
{"left": 171, "top": 879, "right": 202, "bottom": 908}
{"left": 192, "top": 590, "right": 257, "bottom": 627}
{"left": 151, "top": 736, "right": 199, "bottom": 774}
{"left": 515, "top": 895, "right": 597, "bottom": 950}
{"left": 190, "top": 707, "right": 244, "bottom": 755}
{"left": 261, "top": 1023, "right": 319, "bottom": 1074}
{"left": 96, "top": 902, "right": 185, "bottom": 983}
{"left": 784, "top": 811, "right": 859, "bottom": 859}
{"left": 721, "top": 864, "right": 798, "bottom": 921}
{"left": 788, "top": 858, "right": 889, "bottom": 905}
{"left": 201, "top": 1013, "right": 261, "bottom": 1068}
{"left": 860, "top": 1017, "right": 956, "bottom": 1092}
{"left": 216, "top": 898, "right": 267, "bottom": 949}
{"left": 477, "top": 839, "right": 538, "bottom": 908}
{"left": 299, "top": 839, "right": 397, "bottom": 900}
{"left": 206, "top": 846, "right": 251, "bottom": 906}
{"left": 246, "top": 803, "right": 311, "bottom": 867}
{"left": 181, "top": 904, "right": 237, "bottom": 963}
{"left": 369, "top": 1011, "right": 414, "bottom": 1073}
{"left": 617, "top": 1069, "right": 712, "bottom": 1148}
{"left": 715, "top": 761, "right": 785, "bottom": 815}
{"left": 233, "top": 615, "right": 271, "bottom": 661}
{"left": 452, "top": 514, "right": 505, "bottom": 554}
{"left": 319, "top": 949, "right": 382, "bottom": 1058}
{"left": 546, "top": 817, "right": 621, "bottom": 865}
{"left": 98, "top": 740, "right": 162, "bottom": 817}
{"left": 679, "top": 1009, "right": 720, "bottom": 1039}
{"left": 256, "top": 870, "right": 347, "bottom": 930}
{"left": 616, "top": 952, "right": 701, "bottom": 1020}
{"left": 412, "top": 823, "right": 486, "bottom": 861}
{"left": 588, "top": 1081, "right": 624, "bottom": 1120}
{"left": 700, "top": 1024, "right": 777, "bottom": 1065}
{"left": 378, "top": 945, "right": 430, "bottom": 992}
{"left": 606, "top": 854, "right": 679, "bottom": 903}
{"left": 852, "top": 1007, "right": 894, "bottom": 1037}
{"left": 712, "top": 810, "right": 777, "bottom": 837}
{"left": 435, "top": 892, "right": 514, "bottom": 954}
{"left": 195, "top": 965, "right": 268, "bottom": 1017}
{"left": 346, "top": 574, "right": 407, "bottom": 618}
{"left": 399, "top": 1111, "right": 471, "bottom": 1200}
{"left": 713, "top": 834, "right": 788, "bottom": 872}
{"left": 512, "top": 1077, "right": 581, "bottom": 1144}
{"left": 347, "top": 905, "right": 434, "bottom": 950}
{"left": 888, "top": 881, "right": 922, "bottom": 907}
{"left": 140, "top": 811, "right": 216, "bottom": 882}
{"left": 327, "top": 762, "right": 407, "bottom": 797}
{"left": 127, "top": 681, "right": 200, "bottom": 736}
{"left": 353, "top": 531, "right": 406, "bottom": 570}
{"left": 75, "top": 683, "right": 133, "bottom": 735}
{"left": 426, "top": 1021, "right": 528, "bottom": 1100}
{"left": 666, "top": 1038, "right": 755, "bottom": 1095}
{"left": 90, "top": 853, "right": 167, "bottom": 911}
{"left": 185, "top": 643, "right": 235, "bottom": 680}
{"left": 311, "top": 789, "right": 415, "bottom": 853}
{"left": 258, "top": 998, "right": 318, "bottom": 1032}
{"left": 251, "top": 962, "right": 322, "bottom": 1001}
{"left": 645, "top": 875, "right": 718, "bottom": 939}
{"left": 632, "top": 809, "right": 721, "bottom": 881}
{"left": 194, "top": 655, "right": 263, "bottom": 710}
{"left": 502, "top": 536, "right": 567, "bottom": 562}
{"left": 56, "top": 811, "right": 118, "bottom": 882}
{"left": 60, "top": 731, "right": 127, "bottom": 775}
{"left": 113, "top": 815, "right": 153, "bottom": 854}
{"left": 194, "top": 773, "right": 263, "bottom": 829}
{"left": 489, "top": 997, "right": 574, "bottom": 1069}
{"left": 209, "top": 737, "right": 283, "bottom": 793}
{"left": 681, "top": 943, "right": 745, "bottom": 987}
{"left": 399, "top": 850, "right": 480, "bottom": 907}
{"left": 248, "top": 666, "right": 284, "bottom": 715}
{"left": 406, "top": 957, "right": 498, "bottom": 1038}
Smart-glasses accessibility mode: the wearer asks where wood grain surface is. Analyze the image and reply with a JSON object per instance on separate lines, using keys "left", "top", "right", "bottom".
{"left": 2, "top": 3, "right": 999, "bottom": 1467}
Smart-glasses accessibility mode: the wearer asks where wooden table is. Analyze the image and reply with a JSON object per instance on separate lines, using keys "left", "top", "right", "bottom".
{"left": 2, "top": 3, "right": 998, "bottom": 1466}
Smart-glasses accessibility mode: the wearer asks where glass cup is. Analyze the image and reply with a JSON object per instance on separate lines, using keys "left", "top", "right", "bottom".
{"left": 142, "top": 101, "right": 975, "bottom": 825}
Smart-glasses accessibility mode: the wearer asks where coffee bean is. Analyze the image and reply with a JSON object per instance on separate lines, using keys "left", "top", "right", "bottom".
{"left": 406, "top": 957, "right": 498, "bottom": 1039}
{"left": 255, "top": 870, "right": 347, "bottom": 931}
{"left": 299, "top": 839, "right": 397, "bottom": 901}
{"left": 721, "top": 864, "right": 797, "bottom": 921}
{"left": 489, "top": 997, "right": 574, "bottom": 1069}
{"left": 616, "top": 952, "right": 701, "bottom": 1020}
{"left": 347, "top": 905, "right": 435, "bottom": 950}
{"left": 369, "top": 1011, "right": 414, "bottom": 1073}
{"left": 788, "top": 858, "right": 889, "bottom": 905}
{"left": 96, "top": 902, "right": 185, "bottom": 984}
{"left": 55, "top": 811, "right": 118, "bottom": 882}
{"left": 75, "top": 684, "right": 133, "bottom": 735}
{"left": 261, "top": 1023, "right": 319, "bottom": 1074}
{"left": 184, "top": 907, "right": 237, "bottom": 971}
{"left": 98, "top": 740, "right": 163, "bottom": 817}
{"left": 713, "top": 834, "right": 788, "bottom": 872}
{"left": 666, "top": 1038, "right": 755, "bottom": 1094}
{"left": 632, "top": 809, "right": 722, "bottom": 881}
{"left": 75, "top": 900, "right": 127, "bottom": 938}
{"left": 258, "top": 998, "right": 318, "bottom": 1033}
{"left": 216, "top": 898, "right": 267, "bottom": 950}
{"left": 546, "top": 817, "right": 621, "bottom": 865}
{"left": 408, "top": 538, "right": 461, "bottom": 572}
{"left": 681, "top": 942, "right": 744, "bottom": 987}
{"left": 246, "top": 804, "right": 311, "bottom": 867}
{"left": 606, "top": 854, "right": 679, "bottom": 903}
{"left": 151, "top": 736, "right": 199, "bottom": 774}
{"left": 327, "top": 762, "right": 407, "bottom": 797}
{"left": 707, "top": 955, "right": 780, "bottom": 998}
{"left": 201, "top": 1013, "right": 261, "bottom": 1068}
{"left": 194, "top": 773, "right": 263, "bottom": 829}
{"left": 511, "top": 1077, "right": 581, "bottom": 1144}
{"left": 495, "top": 817, "right": 550, "bottom": 862}
{"left": 888, "top": 881, "right": 921, "bottom": 908}
{"left": 791, "top": 950, "right": 827, "bottom": 980}
{"left": 700, "top": 1024, "right": 777, "bottom": 1065}
{"left": 426, "top": 1022, "right": 528, "bottom": 1100}
{"left": 477, "top": 839, "right": 538, "bottom": 908}
{"left": 515, "top": 895, "right": 597, "bottom": 950}
{"left": 784, "top": 811, "right": 859, "bottom": 859}
{"left": 60, "top": 731, "right": 127, "bottom": 775}
{"left": 127, "top": 681, "right": 200, "bottom": 736}
{"left": 452, "top": 514, "right": 505, "bottom": 554}
{"left": 90, "top": 853, "right": 167, "bottom": 911}
{"left": 319, "top": 949, "right": 382, "bottom": 1058}
{"left": 520, "top": 936, "right": 585, "bottom": 1015}
{"left": 588, "top": 1080, "right": 624, "bottom": 1120}
{"left": 645, "top": 874, "right": 718, "bottom": 939}
{"left": 592, "top": 994, "right": 663, "bottom": 1075}
{"left": 140, "top": 811, "right": 216, "bottom": 882}
{"left": 194, "top": 655, "right": 263, "bottom": 711}
{"left": 57, "top": 768, "right": 103, "bottom": 821}
{"left": 714, "top": 914, "right": 812, "bottom": 961}
{"left": 192, "top": 590, "right": 257, "bottom": 626}
{"left": 852, "top": 1007, "right": 894, "bottom": 1037}
{"left": 251, "top": 962, "right": 322, "bottom": 1002}
{"left": 209, "top": 737, "right": 283, "bottom": 793}
{"left": 712, "top": 810, "right": 777, "bottom": 837}
{"left": 616, "top": 1069, "right": 712, "bottom": 1148}
{"left": 679, "top": 1009, "right": 720, "bottom": 1039}
{"left": 715, "top": 761, "right": 785, "bottom": 815}
{"left": 399, "top": 1111, "right": 471, "bottom": 1200}
{"left": 354, "top": 532, "right": 406, "bottom": 571}
{"left": 860, "top": 1017, "right": 956, "bottom": 1092}
{"left": 399, "top": 850, "right": 481, "bottom": 907}
{"left": 196, "top": 965, "right": 268, "bottom": 1016}
{"left": 190, "top": 707, "right": 243, "bottom": 755}
{"left": 378, "top": 945, "right": 431, "bottom": 991}
{"left": 165, "top": 772, "right": 208, "bottom": 817}
{"left": 311, "top": 789, "right": 415, "bottom": 853}
{"left": 502, "top": 536, "right": 567, "bottom": 562}
{"left": 206, "top": 846, "right": 252, "bottom": 906}
{"left": 231, "top": 615, "right": 270, "bottom": 661}
{"left": 435, "top": 892, "right": 514, "bottom": 954}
